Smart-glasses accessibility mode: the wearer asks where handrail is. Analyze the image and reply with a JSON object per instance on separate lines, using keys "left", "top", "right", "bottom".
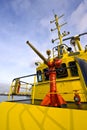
{"left": 63, "top": 32, "right": 87, "bottom": 41}
{"left": 13, "top": 65, "right": 78, "bottom": 82}
{"left": 13, "top": 73, "right": 37, "bottom": 81}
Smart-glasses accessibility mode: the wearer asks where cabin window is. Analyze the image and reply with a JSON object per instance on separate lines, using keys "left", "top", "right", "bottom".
{"left": 69, "top": 61, "right": 78, "bottom": 76}
{"left": 43, "top": 68, "right": 49, "bottom": 81}
{"left": 37, "top": 70, "right": 42, "bottom": 82}
{"left": 56, "top": 63, "right": 68, "bottom": 78}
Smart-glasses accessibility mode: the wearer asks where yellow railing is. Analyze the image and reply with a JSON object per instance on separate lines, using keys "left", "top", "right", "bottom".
{"left": 8, "top": 74, "right": 35, "bottom": 100}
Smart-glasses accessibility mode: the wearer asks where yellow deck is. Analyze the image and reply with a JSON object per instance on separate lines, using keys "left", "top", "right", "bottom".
{"left": 0, "top": 102, "right": 87, "bottom": 130}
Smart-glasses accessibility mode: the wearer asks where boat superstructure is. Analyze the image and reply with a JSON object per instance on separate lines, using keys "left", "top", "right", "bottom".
{"left": 1, "top": 13, "right": 87, "bottom": 130}
{"left": 8, "top": 13, "right": 87, "bottom": 110}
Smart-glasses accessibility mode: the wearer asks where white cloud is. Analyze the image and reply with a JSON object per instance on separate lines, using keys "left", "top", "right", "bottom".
{"left": 70, "top": 0, "right": 87, "bottom": 33}
{"left": 0, "top": 0, "right": 87, "bottom": 87}
{"left": 40, "top": 17, "right": 50, "bottom": 29}
{"left": 10, "top": 0, "right": 31, "bottom": 15}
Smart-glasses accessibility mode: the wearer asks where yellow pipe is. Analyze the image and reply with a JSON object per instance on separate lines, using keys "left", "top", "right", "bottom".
{"left": 75, "top": 39, "right": 83, "bottom": 51}
{"left": 32, "top": 76, "right": 36, "bottom": 104}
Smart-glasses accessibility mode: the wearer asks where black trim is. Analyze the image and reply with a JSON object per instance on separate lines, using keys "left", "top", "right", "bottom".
{"left": 76, "top": 58, "right": 87, "bottom": 86}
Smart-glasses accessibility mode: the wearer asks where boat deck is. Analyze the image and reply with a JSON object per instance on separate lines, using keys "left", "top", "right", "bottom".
{"left": 0, "top": 102, "right": 87, "bottom": 130}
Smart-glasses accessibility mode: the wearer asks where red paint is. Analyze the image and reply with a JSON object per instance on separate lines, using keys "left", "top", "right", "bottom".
{"left": 17, "top": 82, "right": 20, "bottom": 93}
{"left": 41, "top": 58, "right": 67, "bottom": 107}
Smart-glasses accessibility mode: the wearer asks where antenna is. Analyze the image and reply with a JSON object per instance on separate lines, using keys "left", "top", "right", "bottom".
{"left": 50, "top": 13, "right": 70, "bottom": 44}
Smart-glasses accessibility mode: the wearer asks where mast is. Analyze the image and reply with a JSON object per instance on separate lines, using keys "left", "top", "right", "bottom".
{"left": 54, "top": 14, "right": 64, "bottom": 45}
{"left": 50, "top": 14, "right": 70, "bottom": 57}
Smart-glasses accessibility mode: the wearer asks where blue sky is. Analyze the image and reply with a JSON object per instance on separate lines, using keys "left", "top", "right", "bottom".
{"left": 0, "top": 0, "right": 87, "bottom": 91}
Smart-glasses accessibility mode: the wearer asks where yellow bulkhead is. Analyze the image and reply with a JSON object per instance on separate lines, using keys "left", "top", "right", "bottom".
{"left": 32, "top": 50, "right": 87, "bottom": 107}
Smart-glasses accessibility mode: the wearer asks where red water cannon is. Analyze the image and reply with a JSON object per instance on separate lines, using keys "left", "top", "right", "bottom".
{"left": 41, "top": 58, "right": 67, "bottom": 107}
{"left": 26, "top": 41, "right": 67, "bottom": 107}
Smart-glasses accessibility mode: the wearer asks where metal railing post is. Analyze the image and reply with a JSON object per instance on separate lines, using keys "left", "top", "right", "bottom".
{"left": 32, "top": 76, "right": 36, "bottom": 104}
